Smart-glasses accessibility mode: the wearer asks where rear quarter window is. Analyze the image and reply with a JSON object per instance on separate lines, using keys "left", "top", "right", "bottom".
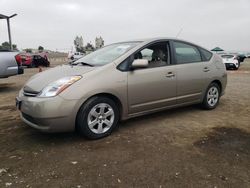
{"left": 199, "top": 48, "right": 213, "bottom": 61}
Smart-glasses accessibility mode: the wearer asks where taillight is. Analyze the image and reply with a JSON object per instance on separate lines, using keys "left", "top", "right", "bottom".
{"left": 15, "top": 54, "right": 22, "bottom": 66}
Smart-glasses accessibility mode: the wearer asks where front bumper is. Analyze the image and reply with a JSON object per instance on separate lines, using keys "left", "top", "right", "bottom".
{"left": 17, "top": 93, "right": 81, "bottom": 132}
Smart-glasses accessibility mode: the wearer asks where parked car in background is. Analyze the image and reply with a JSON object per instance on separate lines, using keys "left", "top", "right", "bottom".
{"left": 237, "top": 54, "right": 247, "bottom": 63}
{"left": 17, "top": 38, "right": 227, "bottom": 139}
{"left": 32, "top": 54, "right": 50, "bottom": 67}
{"left": 16, "top": 53, "right": 33, "bottom": 67}
{"left": 221, "top": 54, "right": 239, "bottom": 70}
{"left": 16, "top": 53, "right": 50, "bottom": 68}
{"left": 68, "top": 52, "right": 84, "bottom": 61}
{"left": 0, "top": 50, "right": 24, "bottom": 78}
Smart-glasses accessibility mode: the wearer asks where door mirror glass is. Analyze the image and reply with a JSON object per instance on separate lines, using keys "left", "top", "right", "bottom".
{"left": 131, "top": 59, "right": 149, "bottom": 69}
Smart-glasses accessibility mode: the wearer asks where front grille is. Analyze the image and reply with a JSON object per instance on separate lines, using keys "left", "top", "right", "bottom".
{"left": 23, "top": 91, "right": 39, "bottom": 97}
{"left": 22, "top": 113, "right": 38, "bottom": 125}
{"left": 23, "top": 86, "right": 39, "bottom": 97}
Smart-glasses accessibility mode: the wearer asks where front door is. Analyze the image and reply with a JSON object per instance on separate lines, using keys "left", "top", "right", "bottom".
{"left": 127, "top": 41, "right": 177, "bottom": 114}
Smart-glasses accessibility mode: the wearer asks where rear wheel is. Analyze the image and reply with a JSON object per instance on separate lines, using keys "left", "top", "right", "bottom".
{"left": 201, "top": 83, "right": 221, "bottom": 110}
{"left": 76, "top": 97, "right": 119, "bottom": 139}
{"left": 46, "top": 61, "right": 50, "bottom": 67}
{"left": 28, "top": 62, "right": 35, "bottom": 68}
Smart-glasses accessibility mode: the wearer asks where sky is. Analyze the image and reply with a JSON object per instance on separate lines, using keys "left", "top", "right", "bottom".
{"left": 0, "top": 0, "right": 250, "bottom": 52}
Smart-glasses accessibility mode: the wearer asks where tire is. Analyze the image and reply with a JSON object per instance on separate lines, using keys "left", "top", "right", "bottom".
{"left": 29, "top": 63, "right": 35, "bottom": 68}
{"left": 76, "top": 96, "right": 119, "bottom": 139}
{"left": 201, "top": 82, "right": 221, "bottom": 110}
{"left": 235, "top": 64, "right": 239, "bottom": 70}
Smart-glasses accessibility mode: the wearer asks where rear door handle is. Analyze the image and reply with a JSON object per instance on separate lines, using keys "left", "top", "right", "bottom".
{"left": 166, "top": 72, "right": 175, "bottom": 78}
{"left": 203, "top": 67, "right": 210, "bottom": 72}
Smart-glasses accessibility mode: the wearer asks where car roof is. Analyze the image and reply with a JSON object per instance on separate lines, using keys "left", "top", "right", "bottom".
{"left": 115, "top": 37, "right": 212, "bottom": 52}
{"left": 117, "top": 37, "right": 176, "bottom": 43}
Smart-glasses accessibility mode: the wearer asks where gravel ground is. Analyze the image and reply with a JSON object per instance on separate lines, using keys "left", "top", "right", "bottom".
{"left": 0, "top": 59, "right": 250, "bottom": 188}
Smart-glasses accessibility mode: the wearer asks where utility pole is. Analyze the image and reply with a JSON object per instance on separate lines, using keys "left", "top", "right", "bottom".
{"left": 6, "top": 18, "right": 12, "bottom": 49}
{"left": 0, "top": 13, "right": 17, "bottom": 50}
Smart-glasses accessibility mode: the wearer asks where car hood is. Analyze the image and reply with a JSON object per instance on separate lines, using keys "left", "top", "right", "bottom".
{"left": 23, "top": 64, "right": 95, "bottom": 93}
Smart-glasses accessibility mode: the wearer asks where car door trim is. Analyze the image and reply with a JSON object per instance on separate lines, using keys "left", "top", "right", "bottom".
{"left": 130, "top": 96, "right": 176, "bottom": 109}
{"left": 176, "top": 92, "right": 202, "bottom": 100}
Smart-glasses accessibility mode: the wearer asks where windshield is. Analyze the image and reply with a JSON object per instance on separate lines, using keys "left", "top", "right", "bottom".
{"left": 74, "top": 42, "right": 140, "bottom": 66}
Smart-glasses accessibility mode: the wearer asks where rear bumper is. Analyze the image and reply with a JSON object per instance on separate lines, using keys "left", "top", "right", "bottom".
{"left": 4, "top": 66, "right": 18, "bottom": 77}
{"left": 225, "top": 63, "right": 237, "bottom": 69}
{"left": 1, "top": 66, "right": 24, "bottom": 78}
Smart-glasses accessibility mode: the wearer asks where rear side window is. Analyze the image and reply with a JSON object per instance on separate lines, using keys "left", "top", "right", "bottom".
{"left": 173, "top": 41, "right": 202, "bottom": 64}
{"left": 199, "top": 48, "right": 213, "bottom": 61}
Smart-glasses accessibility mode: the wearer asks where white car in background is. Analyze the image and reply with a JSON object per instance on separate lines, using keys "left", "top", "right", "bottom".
{"left": 221, "top": 54, "right": 239, "bottom": 70}
{"left": 68, "top": 52, "right": 85, "bottom": 61}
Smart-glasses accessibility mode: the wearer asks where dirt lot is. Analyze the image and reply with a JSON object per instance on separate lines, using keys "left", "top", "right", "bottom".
{"left": 0, "top": 58, "right": 250, "bottom": 188}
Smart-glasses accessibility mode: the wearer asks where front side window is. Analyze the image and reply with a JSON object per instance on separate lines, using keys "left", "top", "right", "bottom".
{"left": 173, "top": 41, "right": 202, "bottom": 64}
{"left": 74, "top": 42, "right": 140, "bottom": 66}
{"left": 133, "top": 42, "right": 170, "bottom": 68}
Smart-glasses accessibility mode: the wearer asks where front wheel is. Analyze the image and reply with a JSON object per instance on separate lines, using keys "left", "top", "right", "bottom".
{"left": 76, "top": 97, "right": 119, "bottom": 139}
{"left": 201, "top": 83, "right": 221, "bottom": 110}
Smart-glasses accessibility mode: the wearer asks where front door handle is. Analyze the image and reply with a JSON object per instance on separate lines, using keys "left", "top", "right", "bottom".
{"left": 203, "top": 67, "right": 210, "bottom": 72}
{"left": 166, "top": 72, "right": 175, "bottom": 78}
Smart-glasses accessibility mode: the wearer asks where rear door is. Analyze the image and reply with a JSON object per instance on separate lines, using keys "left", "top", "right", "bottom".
{"left": 171, "top": 41, "right": 206, "bottom": 104}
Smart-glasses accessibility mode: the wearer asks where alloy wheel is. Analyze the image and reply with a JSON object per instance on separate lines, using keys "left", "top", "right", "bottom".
{"left": 207, "top": 86, "right": 219, "bottom": 107}
{"left": 87, "top": 103, "right": 115, "bottom": 134}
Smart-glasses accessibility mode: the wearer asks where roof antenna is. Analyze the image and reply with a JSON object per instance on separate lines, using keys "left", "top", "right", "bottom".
{"left": 176, "top": 28, "right": 183, "bottom": 38}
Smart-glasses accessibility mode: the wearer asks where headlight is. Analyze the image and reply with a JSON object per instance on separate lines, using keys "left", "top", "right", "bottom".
{"left": 38, "top": 76, "right": 82, "bottom": 98}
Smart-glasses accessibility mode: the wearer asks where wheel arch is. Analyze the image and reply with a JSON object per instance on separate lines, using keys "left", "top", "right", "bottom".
{"left": 75, "top": 92, "right": 123, "bottom": 129}
{"left": 211, "top": 80, "right": 222, "bottom": 93}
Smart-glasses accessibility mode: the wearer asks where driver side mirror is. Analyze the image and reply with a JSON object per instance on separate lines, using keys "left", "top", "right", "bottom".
{"left": 131, "top": 59, "right": 149, "bottom": 69}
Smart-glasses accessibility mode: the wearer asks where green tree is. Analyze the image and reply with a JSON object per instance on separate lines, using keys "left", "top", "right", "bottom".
{"left": 0, "top": 42, "right": 17, "bottom": 50}
{"left": 38, "top": 46, "right": 44, "bottom": 52}
{"left": 12, "top": 44, "right": 17, "bottom": 50}
{"left": 24, "top": 48, "right": 32, "bottom": 53}
{"left": 2, "top": 42, "right": 10, "bottom": 49}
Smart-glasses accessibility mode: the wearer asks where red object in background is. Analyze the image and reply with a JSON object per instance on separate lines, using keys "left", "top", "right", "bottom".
{"left": 15, "top": 53, "right": 50, "bottom": 68}
{"left": 15, "top": 54, "right": 22, "bottom": 66}
{"left": 15, "top": 53, "right": 33, "bottom": 67}
{"left": 21, "top": 54, "right": 32, "bottom": 67}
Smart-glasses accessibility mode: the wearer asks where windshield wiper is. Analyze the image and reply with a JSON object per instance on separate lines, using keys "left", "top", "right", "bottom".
{"left": 71, "top": 61, "right": 94, "bottom": 67}
{"left": 80, "top": 62, "right": 94, "bottom": 67}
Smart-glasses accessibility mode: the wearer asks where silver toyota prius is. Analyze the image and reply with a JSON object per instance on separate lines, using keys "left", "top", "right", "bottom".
{"left": 16, "top": 38, "right": 227, "bottom": 139}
